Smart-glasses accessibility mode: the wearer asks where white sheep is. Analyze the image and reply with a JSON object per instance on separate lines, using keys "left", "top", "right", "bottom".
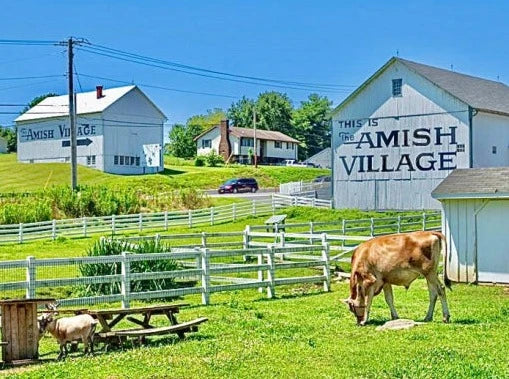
{"left": 38, "top": 304, "right": 98, "bottom": 360}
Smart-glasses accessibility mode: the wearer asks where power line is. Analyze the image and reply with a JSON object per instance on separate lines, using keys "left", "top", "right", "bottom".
{"left": 78, "top": 46, "right": 352, "bottom": 94}
{"left": 0, "top": 74, "right": 65, "bottom": 81}
{"left": 78, "top": 73, "right": 238, "bottom": 99}
{"left": 0, "top": 39, "right": 60, "bottom": 46}
{"left": 0, "top": 78, "right": 64, "bottom": 92}
{"left": 88, "top": 43, "right": 356, "bottom": 89}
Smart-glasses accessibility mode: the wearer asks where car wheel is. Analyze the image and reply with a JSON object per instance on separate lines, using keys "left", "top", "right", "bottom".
{"left": 233, "top": 188, "right": 238, "bottom": 193}
{"left": 251, "top": 187, "right": 256, "bottom": 193}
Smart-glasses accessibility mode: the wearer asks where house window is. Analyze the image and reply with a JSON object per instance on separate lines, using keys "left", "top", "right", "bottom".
{"left": 456, "top": 144, "right": 465, "bottom": 152}
{"left": 392, "top": 79, "right": 402, "bottom": 96}
{"left": 492, "top": 146, "right": 497, "bottom": 154}
{"left": 241, "top": 137, "right": 254, "bottom": 147}
{"left": 275, "top": 141, "right": 282, "bottom": 148}
{"left": 202, "top": 139, "right": 212, "bottom": 148}
{"left": 136, "top": 157, "right": 140, "bottom": 166}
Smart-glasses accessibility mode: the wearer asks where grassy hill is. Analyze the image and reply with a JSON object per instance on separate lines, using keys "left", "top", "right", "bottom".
{"left": 0, "top": 153, "right": 329, "bottom": 193}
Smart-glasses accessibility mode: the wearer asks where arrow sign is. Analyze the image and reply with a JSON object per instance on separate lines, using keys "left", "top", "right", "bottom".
{"left": 62, "top": 138, "right": 93, "bottom": 147}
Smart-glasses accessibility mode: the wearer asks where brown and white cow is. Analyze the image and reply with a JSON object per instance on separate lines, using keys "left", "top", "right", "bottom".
{"left": 344, "top": 231, "right": 450, "bottom": 325}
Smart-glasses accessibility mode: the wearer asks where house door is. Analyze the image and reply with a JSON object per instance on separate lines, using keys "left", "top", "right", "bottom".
{"left": 259, "top": 141, "right": 265, "bottom": 162}
{"left": 476, "top": 200, "right": 509, "bottom": 283}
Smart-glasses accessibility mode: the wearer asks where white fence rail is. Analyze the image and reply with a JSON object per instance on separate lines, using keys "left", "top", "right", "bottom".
{"left": 0, "top": 198, "right": 277, "bottom": 244}
{"left": 272, "top": 194, "right": 332, "bottom": 208}
{"left": 279, "top": 180, "right": 326, "bottom": 195}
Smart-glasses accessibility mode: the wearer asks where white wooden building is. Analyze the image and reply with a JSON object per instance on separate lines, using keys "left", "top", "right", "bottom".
{"left": 331, "top": 57, "right": 509, "bottom": 210}
{"left": 15, "top": 85, "right": 166, "bottom": 174}
{"left": 194, "top": 119, "right": 299, "bottom": 164}
{"left": 0, "top": 136, "right": 7, "bottom": 153}
{"left": 432, "top": 168, "right": 509, "bottom": 284}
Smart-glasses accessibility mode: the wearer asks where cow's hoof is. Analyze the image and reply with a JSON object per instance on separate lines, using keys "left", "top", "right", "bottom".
{"left": 443, "top": 315, "right": 450, "bottom": 323}
{"left": 423, "top": 317, "right": 432, "bottom": 322}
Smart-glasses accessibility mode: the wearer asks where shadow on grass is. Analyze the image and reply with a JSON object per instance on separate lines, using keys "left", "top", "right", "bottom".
{"left": 157, "top": 168, "right": 186, "bottom": 176}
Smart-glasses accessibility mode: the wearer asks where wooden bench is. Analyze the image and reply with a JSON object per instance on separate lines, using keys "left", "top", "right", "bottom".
{"left": 114, "top": 317, "right": 208, "bottom": 337}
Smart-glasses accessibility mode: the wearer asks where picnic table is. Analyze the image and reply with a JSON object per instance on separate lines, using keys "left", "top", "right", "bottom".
{"left": 265, "top": 214, "right": 287, "bottom": 232}
{"left": 73, "top": 303, "right": 207, "bottom": 347}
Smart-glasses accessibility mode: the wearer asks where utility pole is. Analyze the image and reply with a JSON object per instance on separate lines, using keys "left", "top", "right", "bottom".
{"left": 253, "top": 107, "right": 257, "bottom": 168}
{"left": 67, "top": 38, "right": 78, "bottom": 190}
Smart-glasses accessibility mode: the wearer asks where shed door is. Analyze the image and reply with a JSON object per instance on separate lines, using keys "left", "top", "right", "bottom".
{"left": 477, "top": 200, "right": 509, "bottom": 283}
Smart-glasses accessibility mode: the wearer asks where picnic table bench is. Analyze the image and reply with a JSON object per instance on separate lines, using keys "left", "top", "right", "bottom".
{"left": 73, "top": 303, "right": 207, "bottom": 347}
{"left": 265, "top": 214, "right": 287, "bottom": 232}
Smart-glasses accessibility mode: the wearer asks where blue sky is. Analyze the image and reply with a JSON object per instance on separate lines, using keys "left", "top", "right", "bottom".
{"left": 1, "top": 0, "right": 509, "bottom": 132}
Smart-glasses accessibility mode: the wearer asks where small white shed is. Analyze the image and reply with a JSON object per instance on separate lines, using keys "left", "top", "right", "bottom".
{"left": 432, "top": 168, "right": 509, "bottom": 284}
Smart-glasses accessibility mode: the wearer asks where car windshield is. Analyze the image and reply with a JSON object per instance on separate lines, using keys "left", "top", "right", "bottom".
{"left": 224, "top": 179, "right": 237, "bottom": 185}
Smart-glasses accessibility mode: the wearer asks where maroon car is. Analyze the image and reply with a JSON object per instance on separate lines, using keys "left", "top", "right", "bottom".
{"left": 218, "top": 178, "right": 259, "bottom": 193}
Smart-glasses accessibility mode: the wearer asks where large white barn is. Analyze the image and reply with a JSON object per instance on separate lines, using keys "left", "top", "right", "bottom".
{"left": 331, "top": 57, "right": 509, "bottom": 210}
{"left": 15, "top": 85, "right": 166, "bottom": 174}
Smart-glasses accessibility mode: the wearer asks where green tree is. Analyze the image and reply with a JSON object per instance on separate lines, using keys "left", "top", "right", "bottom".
{"left": 256, "top": 91, "right": 294, "bottom": 135}
{"left": 0, "top": 127, "right": 17, "bottom": 152}
{"left": 187, "top": 108, "right": 226, "bottom": 133}
{"left": 227, "top": 96, "right": 255, "bottom": 128}
{"left": 167, "top": 123, "right": 202, "bottom": 159}
{"left": 292, "top": 94, "right": 332, "bottom": 160}
{"left": 21, "top": 92, "right": 58, "bottom": 114}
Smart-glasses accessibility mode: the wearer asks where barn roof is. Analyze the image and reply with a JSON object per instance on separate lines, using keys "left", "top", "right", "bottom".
{"left": 432, "top": 168, "right": 509, "bottom": 199}
{"left": 15, "top": 85, "right": 166, "bottom": 122}
{"left": 332, "top": 57, "right": 509, "bottom": 117}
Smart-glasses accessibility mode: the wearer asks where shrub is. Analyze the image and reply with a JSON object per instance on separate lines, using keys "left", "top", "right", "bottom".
{"left": 78, "top": 238, "right": 181, "bottom": 297}
{"left": 205, "top": 151, "right": 224, "bottom": 167}
{"left": 195, "top": 156, "right": 205, "bottom": 166}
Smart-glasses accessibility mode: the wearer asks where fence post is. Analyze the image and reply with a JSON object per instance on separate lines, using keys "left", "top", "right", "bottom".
{"left": 188, "top": 210, "right": 193, "bottom": 228}
{"left": 201, "top": 248, "right": 210, "bottom": 305}
{"left": 257, "top": 252, "right": 264, "bottom": 293}
{"left": 422, "top": 212, "right": 426, "bottom": 231}
{"left": 397, "top": 215, "right": 401, "bottom": 233}
{"left": 252, "top": 200, "right": 257, "bottom": 216}
{"left": 243, "top": 225, "right": 251, "bottom": 262}
{"left": 341, "top": 219, "right": 346, "bottom": 249}
{"left": 370, "top": 218, "right": 375, "bottom": 237}
{"left": 201, "top": 232, "right": 207, "bottom": 248}
{"left": 26, "top": 256, "right": 36, "bottom": 299}
{"left": 155, "top": 233, "right": 161, "bottom": 247}
{"left": 120, "top": 251, "right": 131, "bottom": 309}
{"left": 280, "top": 232, "right": 285, "bottom": 247}
{"left": 51, "top": 219, "right": 57, "bottom": 240}
{"left": 139, "top": 213, "right": 143, "bottom": 232}
{"left": 232, "top": 203, "right": 237, "bottom": 221}
{"left": 271, "top": 195, "right": 275, "bottom": 214}
{"left": 111, "top": 214, "right": 116, "bottom": 236}
{"left": 312, "top": 198, "right": 316, "bottom": 207}
{"left": 83, "top": 217, "right": 87, "bottom": 238}
{"left": 321, "top": 234, "right": 331, "bottom": 292}
{"left": 18, "top": 223, "right": 23, "bottom": 244}
{"left": 266, "top": 245, "right": 276, "bottom": 299}
{"left": 309, "top": 221, "right": 314, "bottom": 245}
{"left": 164, "top": 211, "right": 169, "bottom": 231}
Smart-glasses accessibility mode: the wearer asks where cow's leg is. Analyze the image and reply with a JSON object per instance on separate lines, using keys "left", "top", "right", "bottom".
{"left": 82, "top": 336, "right": 89, "bottom": 355}
{"left": 425, "top": 274, "right": 450, "bottom": 322}
{"left": 359, "top": 286, "right": 375, "bottom": 326}
{"left": 383, "top": 284, "right": 399, "bottom": 320}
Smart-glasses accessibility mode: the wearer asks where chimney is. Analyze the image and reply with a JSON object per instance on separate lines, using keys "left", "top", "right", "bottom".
{"left": 218, "top": 119, "right": 231, "bottom": 161}
{"left": 96, "top": 85, "right": 103, "bottom": 99}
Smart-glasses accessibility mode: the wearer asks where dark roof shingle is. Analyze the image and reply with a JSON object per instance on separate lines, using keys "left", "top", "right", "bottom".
{"left": 432, "top": 168, "right": 509, "bottom": 199}
{"left": 397, "top": 58, "right": 509, "bottom": 116}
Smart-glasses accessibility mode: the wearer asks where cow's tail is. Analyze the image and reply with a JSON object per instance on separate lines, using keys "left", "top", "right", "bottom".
{"left": 434, "top": 232, "right": 452, "bottom": 291}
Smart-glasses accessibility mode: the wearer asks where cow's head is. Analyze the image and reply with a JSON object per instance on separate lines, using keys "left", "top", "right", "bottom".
{"left": 343, "top": 271, "right": 375, "bottom": 325}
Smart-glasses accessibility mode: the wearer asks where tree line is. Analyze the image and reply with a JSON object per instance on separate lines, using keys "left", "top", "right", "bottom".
{"left": 167, "top": 91, "right": 332, "bottom": 161}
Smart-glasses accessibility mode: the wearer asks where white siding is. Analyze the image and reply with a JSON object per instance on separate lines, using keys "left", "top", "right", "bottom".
{"left": 332, "top": 61, "right": 470, "bottom": 210}
{"left": 196, "top": 127, "right": 221, "bottom": 156}
{"left": 441, "top": 198, "right": 509, "bottom": 284}
{"left": 265, "top": 140, "right": 298, "bottom": 159}
{"left": 472, "top": 111, "right": 509, "bottom": 167}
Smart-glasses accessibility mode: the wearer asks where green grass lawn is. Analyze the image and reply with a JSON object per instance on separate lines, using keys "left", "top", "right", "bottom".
{"left": 0, "top": 153, "right": 329, "bottom": 193}
{"left": 2, "top": 281, "right": 508, "bottom": 378}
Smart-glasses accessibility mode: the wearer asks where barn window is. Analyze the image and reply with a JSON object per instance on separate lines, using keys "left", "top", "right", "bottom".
{"left": 119, "top": 156, "right": 124, "bottom": 165}
{"left": 202, "top": 139, "right": 212, "bottom": 148}
{"left": 456, "top": 144, "right": 465, "bottom": 152}
{"left": 492, "top": 146, "right": 497, "bottom": 154}
{"left": 114, "top": 155, "right": 119, "bottom": 165}
{"left": 136, "top": 157, "right": 140, "bottom": 166}
{"left": 87, "top": 156, "right": 91, "bottom": 165}
{"left": 392, "top": 79, "right": 403, "bottom": 96}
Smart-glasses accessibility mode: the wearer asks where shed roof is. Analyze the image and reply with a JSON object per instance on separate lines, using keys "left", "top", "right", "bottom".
{"left": 432, "top": 168, "right": 509, "bottom": 199}
{"left": 15, "top": 85, "right": 166, "bottom": 122}
{"left": 332, "top": 57, "right": 509, "bottom": 117}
